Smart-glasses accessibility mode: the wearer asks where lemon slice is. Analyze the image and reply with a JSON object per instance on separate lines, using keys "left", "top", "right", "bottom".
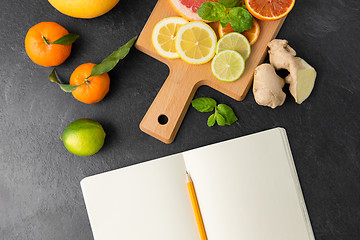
{"left": 152, "top": 17, "right": 188, "bottom": 59}
{"left": 175, "top": 21, "right": 217, "bottom": 64}
{"left": 216, "top": 32, "right": 251, "bottom": 61}
{"left": 211, "top": 50, "right": 245, "bottom": 82}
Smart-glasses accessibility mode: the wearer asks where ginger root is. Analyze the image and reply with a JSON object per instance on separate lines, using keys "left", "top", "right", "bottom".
{"left": 268, "top": 39, "right": 317, "bottom": 104}
{"left": 253, "top": 39, "right": 317, "bottom": 108}
{"left": 253, "top": 64, "right": 286, "bottom": 109}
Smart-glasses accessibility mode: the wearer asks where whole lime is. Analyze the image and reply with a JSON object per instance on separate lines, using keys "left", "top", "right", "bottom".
{"left": 61, "top": 119, "right": 106, "bottom": 156}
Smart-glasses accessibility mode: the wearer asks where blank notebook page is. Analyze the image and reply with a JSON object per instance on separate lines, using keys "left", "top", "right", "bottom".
{"left": 183, "top": 128, "right": 314, "bottom": 240}
{"left": 81, "top": 154, "right": 199, "bottom": 240}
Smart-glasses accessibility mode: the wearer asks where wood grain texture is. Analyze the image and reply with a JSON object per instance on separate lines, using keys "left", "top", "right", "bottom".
{"left": 135, "top": 0, "right": 286, "bottom": 144}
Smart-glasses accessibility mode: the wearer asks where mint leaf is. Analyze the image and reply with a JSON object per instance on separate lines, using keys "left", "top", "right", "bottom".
{"left": 220, "top": 15, "right": 231, "bottom": 28}
{"left": 49, "top": 69, "right": 82, "bottom": 93}
{"left": 89, "top": 36, "right": 137, "bottom": 78}
{"left": 226, "top": 7, "right": 253, "bottom": 33}
{"left": 218, "top": 0, "right": 241, "bottom": 8}
{"left": 192, "top": 97, "right": 217, "bottom": 112}
{"left": 52, "top": 33, "right": 79, "bottom": 45}
{"left": 192, "top": 97, "right": 238, "bottom": 127}
{"left": 215, "top": 112, "right": 226, "bottom": 126}
{"left": 217, "top": 104, "right": 238, "bottom": 125}
{"left": 197, "top": 2, "right": 226, "bottom": 22}
{"left": 207, "top": 114, "right": 216, "bottom": 127}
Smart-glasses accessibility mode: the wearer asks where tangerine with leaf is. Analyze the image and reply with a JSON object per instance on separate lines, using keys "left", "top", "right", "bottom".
{"left": 49, "top": 36, "right": 137, "bottom": 104}
{"left": 70, "top": 63, "right": 110, "bottom": 104}
{"left": 25, "top": 22, "right": 79, "bottom": 67}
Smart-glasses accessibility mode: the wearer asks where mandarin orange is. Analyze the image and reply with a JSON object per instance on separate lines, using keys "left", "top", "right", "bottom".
{"left": 70, "top": 63, "right": 110, "bottom": 104}
{"left": 25, "top": 22, "right": 72, "bottom": 67}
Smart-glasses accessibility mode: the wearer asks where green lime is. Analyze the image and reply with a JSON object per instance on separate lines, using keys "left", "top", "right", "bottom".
{"left": 211, "top": 50, "right": 245, "bottom": 82}
{"left": 61, "top": 119, "right": 106, "bottom": 156}
{"left": 216, "top": 32, "right": 251, "bottom": 61}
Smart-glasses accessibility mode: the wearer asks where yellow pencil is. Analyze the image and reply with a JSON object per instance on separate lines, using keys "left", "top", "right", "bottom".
{"left": 186, "top": 172, "right": 207, "bottom": 240}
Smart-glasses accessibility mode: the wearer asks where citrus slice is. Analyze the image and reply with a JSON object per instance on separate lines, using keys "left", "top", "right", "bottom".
{"left": 241, "top": 19, "right": 260, "bottom": 45}
{"left": 218, "top": 18, "right": 260, "bottom": 45}
{"left": 152, "top": 17, "right": 189, "bottom": 59}
{"left": 245, "top": 0, "right": 295, "bottom": 21}
{"left": 211, "top": 50, "right": 245, "bottom": 82}
{"left": 168, "top": 0, "right": 217, "bottom": 21}
{"left": 175, "top": 21, "right": 217, "bottom": 64}
{"left": 216, "top": 32, "right": 251, "bottom": 61}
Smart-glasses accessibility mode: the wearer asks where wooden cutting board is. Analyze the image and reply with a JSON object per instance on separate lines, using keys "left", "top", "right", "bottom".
{"left": 135, "top": 0, "right": 285, "bottom": 144}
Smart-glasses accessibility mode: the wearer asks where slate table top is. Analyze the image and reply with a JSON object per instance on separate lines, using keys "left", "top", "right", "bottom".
{"left": 1, "top": 0, "right": 359, "bottom": 239}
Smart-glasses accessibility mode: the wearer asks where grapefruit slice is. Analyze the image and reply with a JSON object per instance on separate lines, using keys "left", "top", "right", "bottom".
{"left": 219, "top": 18, "right": 260, "bottom": 45}
{"left": 245, "top": 0, "right": 295, "bottom": 21}
{"left": 168, "top": 0, "right": 217, "bottom": 21}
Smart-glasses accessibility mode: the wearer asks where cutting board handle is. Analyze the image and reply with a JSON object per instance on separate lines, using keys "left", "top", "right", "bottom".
{"left": 140, "top": 69, "right": 200, "bottom": 144}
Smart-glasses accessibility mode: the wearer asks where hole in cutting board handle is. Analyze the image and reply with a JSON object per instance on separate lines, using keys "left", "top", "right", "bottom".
{"left": 158, "top": 115, "right": 168, "bottom": 125}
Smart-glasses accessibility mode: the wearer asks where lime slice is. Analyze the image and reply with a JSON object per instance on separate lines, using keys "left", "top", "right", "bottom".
{"left": 216, "top": 32, "right": 251, "bottom": 61}
{"left": 211, "top": 50, "right": 245, "bottom": 82}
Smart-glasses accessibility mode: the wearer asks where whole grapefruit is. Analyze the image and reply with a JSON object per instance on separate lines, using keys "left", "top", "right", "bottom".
{"left": 48, "top": 0, "right": 119, "bottom": 19}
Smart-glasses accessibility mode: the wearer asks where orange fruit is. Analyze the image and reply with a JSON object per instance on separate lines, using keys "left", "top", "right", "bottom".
{"left": 245, "top": 0, "right": 295, "bottom": 21}
{"left": 219, "top": 23, "right": 233, "bottom": 38}
{"left": 48, "top": 0, "right": 119, "bottom": 19}
{"left": 25, "top": 22, "right": 72, "bottom": 67}
{"left": 219, "top": 18, "right": 260, "bottom": 45}
{"left": 168, "top": 0, "right": 217, "bottom": 21}
{"left": 70, "top": 63, "right": 110, "bottom": 104}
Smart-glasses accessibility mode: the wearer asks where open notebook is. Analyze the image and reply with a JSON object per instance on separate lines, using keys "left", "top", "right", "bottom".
{"left": 81, "top": 128, "right": 315, "bottom": 240}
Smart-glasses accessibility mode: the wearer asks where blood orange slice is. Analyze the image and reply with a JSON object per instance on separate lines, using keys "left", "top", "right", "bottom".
{"left": 245, "top": 0, "right": 295, "bottom": 21}
{"left": 219, "top": 18, "right": 260, "bottom": 45}
{"left": 168, "top": 0, "right": 217, "bottom": 21}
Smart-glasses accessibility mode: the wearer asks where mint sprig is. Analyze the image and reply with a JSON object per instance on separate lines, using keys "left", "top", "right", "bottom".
{"left": 220, "top": 6, "right": 253, "bottom": 32}
{"left": 49, "top": 36, "right": 137, "bottom": 93}
{"left": 197, "top": 1, "right": 253, "bottom": 33}
{"left": 192, "top": 97, "right": 238, "bottom": 127}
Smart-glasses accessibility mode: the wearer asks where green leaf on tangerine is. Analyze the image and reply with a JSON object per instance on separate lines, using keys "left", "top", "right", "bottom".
{"left": 88, "top": 36, "right": 138, "bottom": 78}
{"left": 52, "top": 33, "right": 80, "bottom": 45}
{"left": 49, "top": 69, "right": 81, "bottom": 93}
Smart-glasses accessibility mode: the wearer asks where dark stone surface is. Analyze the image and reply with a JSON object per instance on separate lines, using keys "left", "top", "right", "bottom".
{"left": 0, "top": 0, "right": 359, "bottom": 239}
